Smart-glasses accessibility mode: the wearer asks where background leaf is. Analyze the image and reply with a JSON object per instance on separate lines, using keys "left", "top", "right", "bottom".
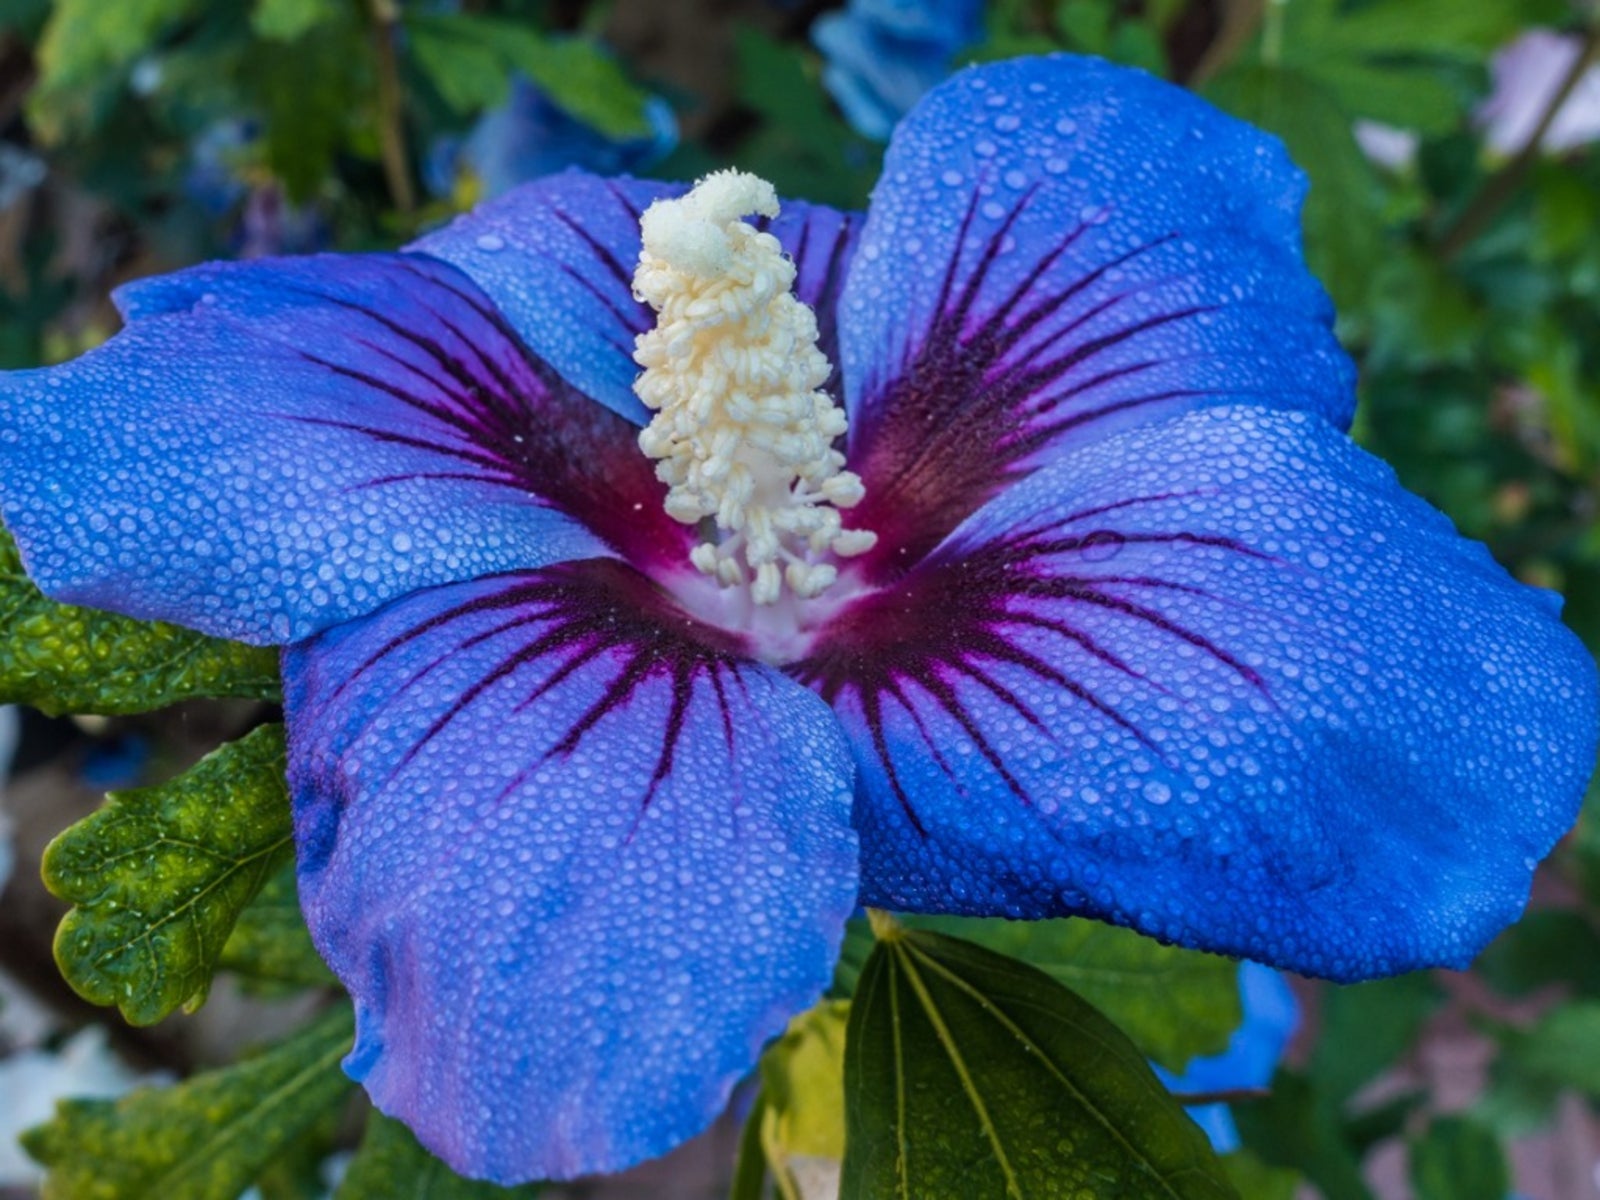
{"left": 29, "top": 0, "right": 204, "bottom": 139}
{"left": 1204, "top": 63, "right": 1383, "bottom": 311}
{"left": 44, "top": 723, "right": 297, "bottom": 1024}
{"left": 21, "top": 1006, "right": 355, "bottom": 1200}
{"left": 908, "top": 915, "right": 1242, "bottom": 1072}
{"left": 250, "top": 0, "right": 339, "bottom": 42}
{"left": 219, "top": 858, "right": 336, "bottom": 988}
{"left": 841, "top": 924, "right": 1234, "bottom": 1199}
{"left": 1310, "top": 975, "right": 1442, "bottom": 1108}
{"left": 0, "top": 525, "right": 280, "bottom": 715}
{"left": 406, "top": 12, "right": 652, "bottom": 138}
{"left": 1234, "top": 1071, "right": 1375, "bottom": 1200}
{"left": 759, "top": 1000, "right": 849, "bottom": 1200}
{"left": 1408, "top": 1115, "right": 1508, "bottom": 1200}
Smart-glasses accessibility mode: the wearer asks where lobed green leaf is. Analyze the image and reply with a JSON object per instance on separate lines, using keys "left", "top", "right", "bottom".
{"left": 45, "top": 723, "right": 298, "bottom": 1025}
{"left": 0, "top": 526, "right": 280, "bottom": 716}
{"left": 21, "top": 1006, "right": 356, "bottom": 1200}
{"left": 1233, "top": 1071, "right": 1374, "bottom": 1200}
{"left": 1309, "top": 974, "right": 1442, "bottom": 1109}
{"left": 1494, "top": 1001, "right": 1600, "bottom": 1097}
{"left": 841, "top": 923, "right": 1235, "bottom": 1199}
{"left": 220, "top": 858, "right": 336, "bottom": 988}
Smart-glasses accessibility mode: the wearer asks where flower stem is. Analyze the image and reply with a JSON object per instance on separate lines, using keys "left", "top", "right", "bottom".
{"left": 366, "top": 0, "right": 415, "bottom": 216}
{"left": 1438, "top": 21, "right": 1600, "bottom": 263}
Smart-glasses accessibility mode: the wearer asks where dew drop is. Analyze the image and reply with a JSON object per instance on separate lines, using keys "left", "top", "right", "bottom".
{"left": 1079, "top": 530, "right": 1125, "bottom": 562}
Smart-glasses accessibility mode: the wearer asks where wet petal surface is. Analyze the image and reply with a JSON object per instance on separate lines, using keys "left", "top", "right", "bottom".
{"left": 286, "top": 559, "right": 858, "bottom": 1182}
{"left": 2, "top": 253, "right": 691, "bottom": 644}
{"left": 799, "top": 406, "right": 1597, "bottom": 980}
{"left": 839, "top": 55, "right": 1355, "bottom": 574}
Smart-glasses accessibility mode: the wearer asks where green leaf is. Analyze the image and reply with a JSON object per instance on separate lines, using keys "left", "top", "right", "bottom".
{"left": 1310, "top": 974, "right": 1442, "bottom": 1108}
{"left": 828, "top": 915, "right": 875, "bottom": 998}
{"left": 841, "top": 923, "right": 1234, "bottom": 1199}
{"left": 1408, "top": 1115, "right": 1508, "bottom": 1200}
{"left": 406, "top": 13, "right": 653, "bottom": 139}
{"left": 238, "top": 15, "right": 370, "bottom": 202}
{"left": 905, "top": 916, "right": 1241, "bottom": 1072}
{"left": 733, "top": 27, "right": 880, "bottom": 209}
{"left": 252, "top": 0, "right": 340, "bottom": 41}
{"left": 1203, "top": 64, "right": 1383, "bottom": 313}
{"left": 44, "top": 724, "right": 297, "bottom": 1025}
{"left": 0, "top": 526, "right": 280, "bottom": 715}
{"left": 1476, "top": 909, "right": 1600, "bottom": 998}
{"left": 1233, "top": 1071, "right": 1373, "bottom": 1200}
{"left": 730, "top": 1092, "right": 772, "bottom": 1200}
{"left": 337, "top": 1112, "right": 538, "bottom": 1199}
{"left": 0, "top": 0, "right": 50, "bottom": 36}
{"left": 219, "top": 859, "right": 336, "bottom": 987}
{"left": 760, "top": 1000, "right": 848, "bottom": 1199}
{"left": 1221, "top": 1150, "right": 1298, "bottom": 1200}
{"left": 21, "top": 1006, "right": 356, "bottom": 1200}
{"left": 1285, "top": 0, "right": 1548, "bottom": 63}
{"left": 31, "top": 0, "right": 204, "bottom": 138}
{"left": 1495, "top": 1001, "right": 1600, "bottom": 1096}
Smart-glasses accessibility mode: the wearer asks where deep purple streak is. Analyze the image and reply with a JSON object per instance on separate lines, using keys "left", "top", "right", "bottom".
{"left": 796, "top": 516, "right": 1278, "bottom": 830}
{"left": 343, "top": 563, "right": 751, "bottom": 820}
{"left": 846, "top": 185, "right": 1222, "bottom": 579}
{"left": 265, "top": 266, "right": 691, "bottom": 571}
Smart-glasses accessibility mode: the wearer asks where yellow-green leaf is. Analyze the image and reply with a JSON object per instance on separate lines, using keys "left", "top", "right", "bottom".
{"left": 0, "top": 526, "right": 279, "bottom": 716}
{"left": 21, "top": 1006, "right": 356, "bottom": 1200}
{"left": 760, "top": 1000, "right": 848, "bottom": 1200}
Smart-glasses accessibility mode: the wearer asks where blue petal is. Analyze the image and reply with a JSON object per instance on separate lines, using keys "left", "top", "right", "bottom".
{"left": 839, "top": 55, "right": 1356, "bottom": 573}
{"left": 1165, "top": 963, "right": 1297, "bottom": 1094}
{"left": 800, "top": 406, "right": 1597, "bottom": 980}
{"left": 409, "top": 173, "right": 670, "bottom": 424}
{"left": 812, "top": 0, "right": 985, "bottom": 141}
{"left": 1, "top": 252, "right": 681, "bottom": 644}
{"left": 412, "top": 172, "right": 859, "bottom": 424}
{"left": 1178, "top": 1104, "right": 1239, "bottom": 1154}
{"left": 1155, "top": 962, "right": 1297, "bottom": 1152}
{"left": 285, "top": 559, "right": 858, "bottom": 1183}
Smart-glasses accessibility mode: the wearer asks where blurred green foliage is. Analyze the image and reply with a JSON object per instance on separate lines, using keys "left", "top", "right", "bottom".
{"left": 2, "top": 0, "right": 1599, "bottom": 1197}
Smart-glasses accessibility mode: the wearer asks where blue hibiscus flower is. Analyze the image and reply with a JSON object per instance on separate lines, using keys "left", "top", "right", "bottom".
{"left": 0, "top": 56, "right": 1593, "bottom": 1185}
{"left": 428, "top": 72, "right": 678, "bottom": 201}
{"left": 812, "top": 0, "right": 985, "bottom": 139}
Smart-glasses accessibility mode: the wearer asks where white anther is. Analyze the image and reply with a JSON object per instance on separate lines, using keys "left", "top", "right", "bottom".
{"left": 632, "top": 169, "right": 877, "bottom": 604}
